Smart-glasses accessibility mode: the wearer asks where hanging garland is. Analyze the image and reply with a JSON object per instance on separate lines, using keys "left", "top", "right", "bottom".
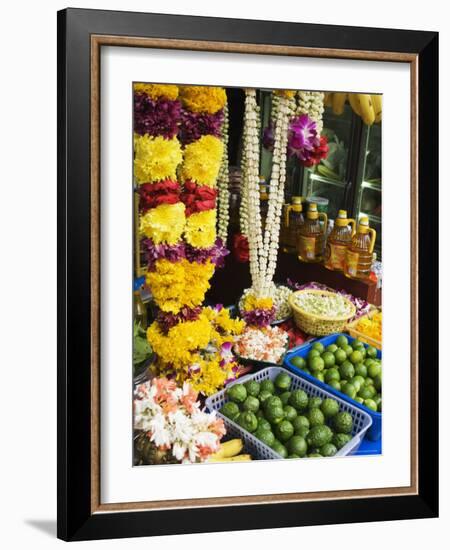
{"left": 216, "top": 103, "right": 230, "bottom": 243}
{"left": 240, "top": 89, "right": 293, "bottom": 324}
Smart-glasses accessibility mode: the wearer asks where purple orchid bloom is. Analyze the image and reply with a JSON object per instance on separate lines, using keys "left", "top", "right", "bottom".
{"left": 287, "top": 114, "right": 320, "bottom": 160}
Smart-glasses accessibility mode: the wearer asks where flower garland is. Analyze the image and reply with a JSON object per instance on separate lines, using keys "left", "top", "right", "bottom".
{"left": 216, "top": 103, "right": 230, "bottom": 243}
{"left": 134, "top": 377, "right": 226, "bottom": 464}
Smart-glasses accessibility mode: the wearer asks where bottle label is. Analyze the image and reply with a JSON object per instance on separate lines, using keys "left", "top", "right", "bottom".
{"left": 299, "top": 236, "right": 317, "bottom": 260}
{"left": 326, "top": 244, "right": 347, "bottom": 270}
{"left": 346, "top": 250, "right": 360, "bottom": 276}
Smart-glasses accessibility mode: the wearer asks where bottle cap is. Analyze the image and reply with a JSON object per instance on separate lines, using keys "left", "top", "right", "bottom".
{"left": 307, "top": 202, "right": 319, "bottom": 219}
{"left": 291, "top": 196, "right": 303, "bottom": 211}
{"left": 335, "top": 209, "right": 349, "bottom": 227}
{"left": 358, "top": 216, "right": 370, "bottom": 233}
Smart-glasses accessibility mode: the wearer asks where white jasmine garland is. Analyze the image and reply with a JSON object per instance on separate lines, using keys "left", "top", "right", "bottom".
{"left": 217, "top": 103, "right": 230, "bottom": 242}
{"left": 296, "top": 91, "right": 325, "bottom": 136}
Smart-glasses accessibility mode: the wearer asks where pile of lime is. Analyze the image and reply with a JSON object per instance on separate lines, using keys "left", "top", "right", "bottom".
{"left": 220, "top": 371, "right": 355, "bottom": 459}
{"left": 289, "top": 335, "right": 382, "bottom": 412}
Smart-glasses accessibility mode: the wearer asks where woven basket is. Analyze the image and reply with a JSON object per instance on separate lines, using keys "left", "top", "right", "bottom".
{"left": 289, "top": 289, "right": 356, "bottom": 336}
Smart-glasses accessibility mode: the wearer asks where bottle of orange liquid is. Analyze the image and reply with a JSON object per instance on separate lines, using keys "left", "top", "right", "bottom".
{"left": 281, "top": 196, "right": 304, "bottom": 253}
{"left": 324, "top": 210, "right": 356, "bottom": 272}
{"left": 344, "top": 216, "right": 377, "bottom": 280}
{"left": 297, "top": 202, "right": 328, "bottom": 263}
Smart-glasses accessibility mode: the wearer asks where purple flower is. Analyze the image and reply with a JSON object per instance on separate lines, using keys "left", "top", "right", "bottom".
{"left": 241, "top": 307, "right": 276, "bottom": 328}
{"left": 156, "top": 306, "right": 202, "bottom": 333}
{"left": 142, "top": 240, "right": 185, "bottom": 270}
{"left": 179, "top": 109, "right": 224, "bottom": 144}
{"left": 134, "top": 93, "right": 181, "bottom": 138}
{"left": 287, "top": 114, "right": 319, "bottom": 161}
{"left": 185, "top": 238, "right": 229, "bottom": 267}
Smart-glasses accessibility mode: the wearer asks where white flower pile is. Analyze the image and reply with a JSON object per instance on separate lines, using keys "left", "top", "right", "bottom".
{"left": 239, "top": 284, "right": 293, "bottom": 321}
{"left": 217, "top": 103, "right": 230, "bottom": 242}
{"left": 296, "top": 91, "right": 325, "bottom": 135}
{"left": 241, "top": 89, "right": 293, "bottom": 298}
{"left": 134, "top": 380, "right": 224, "bottom": 463}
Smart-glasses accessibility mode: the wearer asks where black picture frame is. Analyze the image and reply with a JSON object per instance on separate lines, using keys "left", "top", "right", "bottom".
{"left": 57, "top": 7, "right": 438, "bottom": 541}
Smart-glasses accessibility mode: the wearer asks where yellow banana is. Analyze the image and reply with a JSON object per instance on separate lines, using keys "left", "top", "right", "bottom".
{"left": 209, "top": 439, "right": 243, "bottom": 460}
{"left": 348, "top": 93, "right": 361, "bottom": 116}
{"left": 331, "top": 92, "right": 347, "bottom": 115}
{"left": 371, "top": 94, "right": 382, "bottom": 123}
{"left": 208, "top": 454, "right": 252, "bottom": 463}
{"left": 357, "top": 94, "right": 376, "bottom": 126}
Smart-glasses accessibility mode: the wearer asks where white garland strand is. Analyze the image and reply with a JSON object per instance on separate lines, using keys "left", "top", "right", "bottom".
{"left": 296, "top": 91, "right": 325, "bottom": 136}
{"left": 242, "top": 90, "right": 292, "bottom": 297}
{"left": 217, "top": 103, "right": 230, "bottom": 242}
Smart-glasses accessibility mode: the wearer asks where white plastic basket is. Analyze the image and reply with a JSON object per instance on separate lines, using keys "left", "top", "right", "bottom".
{"left": 206, "top": 366, "right": 372, "bottom": 460}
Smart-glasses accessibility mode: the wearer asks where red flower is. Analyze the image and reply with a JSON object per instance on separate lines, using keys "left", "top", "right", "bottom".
{"left": 180, "top": 180, "right": 217, "bottom": 216}
{"left": 302, "top": 136, "right": 329, "bottom": 167}
{"left": 232, "top": 233, "right": 249, "bottom": 263}
{"left": 139, "top": 180, "right": 181, "bottom": 211}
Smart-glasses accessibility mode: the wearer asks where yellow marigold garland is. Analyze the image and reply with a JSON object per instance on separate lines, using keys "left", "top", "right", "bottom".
{"left": 242, "top": 294, "right": 274, "bottom": 312}
{"left": 139, "top": 202, "right": 186, "bottom": 245}
{"left": 134, "top": 135, "right": 183, "bottom": 184}
{"left": 184, "top": 210, "right": 217, "bottom": 248}
{"left": 180, "top": 135, "right": 223, "bottom": 187}
{"left": 179, "top": 86, "right": 227, "bottom": 114}
{"left": 133, "top": 83, "right": 179, "bottom": 100}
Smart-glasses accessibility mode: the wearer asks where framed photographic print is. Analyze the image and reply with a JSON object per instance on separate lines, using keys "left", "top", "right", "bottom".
{"left": 57, "top": 8, "right": 439, "bottom": 541}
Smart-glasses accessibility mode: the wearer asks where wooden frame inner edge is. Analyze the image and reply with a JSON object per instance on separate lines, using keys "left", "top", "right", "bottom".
{"left": 90, "top": 34, "right": 419, "bottom": 514}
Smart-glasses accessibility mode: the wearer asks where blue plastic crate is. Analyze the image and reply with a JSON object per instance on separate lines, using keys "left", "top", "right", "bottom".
{"left": 284, "top": 333, "right": 382, "bottom": 441}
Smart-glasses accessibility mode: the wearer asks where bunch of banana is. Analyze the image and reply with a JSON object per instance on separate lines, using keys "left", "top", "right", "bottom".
{"left": 207, "top": 439, "right": 252, "bottom": 463}
{"left": 324, "top": 92, "right": 382, "bottom": 126}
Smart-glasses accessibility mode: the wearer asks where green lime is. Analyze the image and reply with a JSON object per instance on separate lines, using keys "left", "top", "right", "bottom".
{"left": 265, "top": 406, "right": 285, "bottom": 425}
{"left": 333, "top": 411, "right": 353, "bottom": 434}
{"left": 364, "top": 377, "right": 374, "bottom": 387}
{"left": 349, "top": 350, "right": 363, "bottom": 364}
{"left": 366, "top": 345, "right": 378, "bottom": 359}
{"left": 326, "top": 344, "right": 338, "bottom": 353}
{"left": 290, "top": 356, "right": 306, "bottom": 369}
{"left": 292, "top": 415, "right": 310, "bottom": 434}
{"left": 307, "top": 349, "right": 320, "bottom": 361}
{"left": 310, "top": 356, "right": 325, "bottom": 372}
{"left": 358, "top": 386, "right": 376, "bottom": 400}
{"left": 316, "top": 372, "right": 325, "bottom": 382}
{"left": 271, "top": 440, "right": 288, "bottom": 458}
{"left": 274, "top": 372, "right": 292, "bottom": 391}
{"left": 260, "top": 379, "right": 275, "bottom": 394}
{"left": 364, "top": 399, "right": 378, "bottom": 411}
{"left": 321, "top": 351, "right": 336, "bottom": 368}
{"left": 373, "top": 374, "right": 382, "bottom": 392}
{"left": 332, "top": 432, "right": 352, "bottom": 449}
{"left": 258, "top": 390, "right": 272, "bottom": 404}
{"left": 275, "top": 420, "right": 295, "bottom": 443}
{"left": 255, "top": 428, "right": 275, "bottom": 447}
{"left": 283, "top": 405, "right": 298, "bottom": 422}
{"left": 339, "top": 361, "right": 355, "bottom": 380}
{"left": 242, "top": 395, "right": 260, "bottom": 413}
{"left": 220, "top": 401, "right": 240, "bottom": 421}
{"left": 244, "top": 380, "right": 260, "bottom": 397}
{"left": 321, "top": 398, "right": 340, "bottom": 418}
{"left": 302, "top": 368, "right": 312, "bottom": 376}
{"left": 236, "top": 411, "right": 258, "bottom": 432}
{"left": 342, "top": 382, "right": 357, "bottom": 399}
{"left": 312, "top": 342, "right": 325, "bottom": 353}
{"left": 351, "top": 375, "right": 365, "bottom": 390}
{"left": 374, "top": 394, "right": 382, "bottom": 408}
{"left": 352, "top": 339, "right": 365, "bottom": 350}
{"left": 334, "top": 348, "right": 347, "bottom": 365}
{"left": 328, "top": 380, "right": 341, "bottom": 391}
{"left": 287, "top": 454, "right": 300, "bottom": 459}
{"left": 336, "top": 335, "right": 349, "bottom": 348}
{"left": 287, "top": 435, "right": 308, "bottom": 457}
{"left": 264, "top": 395, "right": 283, "bottom": 411}
{"left": 320, "top": 443, "right": 337, "bottom": 457}
{"left": 257, "top": 417, "right": 271, "bottom": 431}
{"left": 343, "top": 344, "right": 354, "bottom": 357}
{"left": 325, "top": 368, "right": 340, "bottom": 383}
{"left": 364, "top": 358, "right": 375, "bottom": 368}
{"left": 307, "top": 425, "right": 333, "bottom": 448}
{"left": 289, "top": 390, "right": 309, "bottom": 411}
{"left": 226, "top": 383, "right": 247, "bottom": 404}
{"left": 368, "top": 362, "right": 381, "bottom": 378}
{"left": 355, "top": 363, "right": 368, "bottom": 377}
{"left": 308, "top": 407, "right": 325, "bottom": 427}
{"left": 279, "top": 391, "right": 292, "bottom": 406}
{"left": 355, "top": 396, "right": 364, "bottom": 404}
{"left": 309, "top": 397, "right": 323, "bottom": 409}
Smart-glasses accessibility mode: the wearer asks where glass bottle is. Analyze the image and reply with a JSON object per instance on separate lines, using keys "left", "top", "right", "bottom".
{"left": 297, "top": 203, "right": 328, "bottom": 263}
{"left": 324, "top": 210, "right": 356, "bottom": 272}
{"left": 344, "top": 216, "right": 377, "bottom": 280}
